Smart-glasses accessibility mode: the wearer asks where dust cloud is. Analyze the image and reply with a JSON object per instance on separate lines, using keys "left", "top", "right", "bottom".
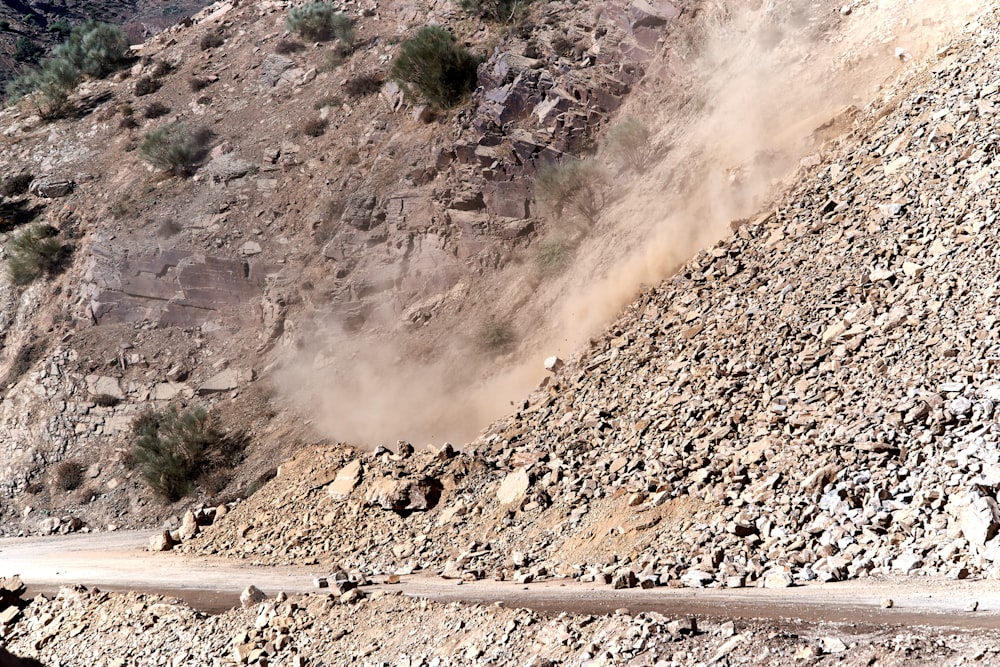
{"left": 279, "top": 0, "right": 985, "bottom": 448}
{"left": 550, "top": 0, "right": 984, "bottom": 351}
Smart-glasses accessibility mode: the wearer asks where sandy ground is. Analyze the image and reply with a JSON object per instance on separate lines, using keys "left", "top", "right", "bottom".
{"left": 4, "top": 531, "right": 1000, "bottom": 629}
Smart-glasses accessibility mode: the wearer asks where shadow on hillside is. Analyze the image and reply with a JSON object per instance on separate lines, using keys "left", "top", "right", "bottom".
{"left": 68, "top": 90, "right": 115, "bottom": 120}
{"left": 0, "top": 646, "right": 46, "bottom": 666}
{"left": 0, "top": 199, "right": 43, "bottom": 233}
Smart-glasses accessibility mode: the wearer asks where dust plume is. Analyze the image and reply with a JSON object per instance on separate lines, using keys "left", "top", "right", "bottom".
{"left": 551, "top": 0, "right": 985, "bottom": 352}
{"left": 279, "top": 0, "right": 985, "bottom": 448}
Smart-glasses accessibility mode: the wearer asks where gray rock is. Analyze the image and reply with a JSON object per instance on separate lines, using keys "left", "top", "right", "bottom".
{"left": 29, "top": 178, "right": 74, "bottom": 198}
{"left": 259, "top": 54, "right": 294, "bottom": 87}
{"left": 198, "top": 368, "right": 240, "bottom": 394}
{"left": 239, "top": 585, "right": 266, "bottom": 609}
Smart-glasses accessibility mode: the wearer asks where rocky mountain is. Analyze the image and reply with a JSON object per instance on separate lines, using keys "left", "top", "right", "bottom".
{"left": 0, "top": 0, "right": 701, "bottom": 534}
{"left": 0, "top": 0, "right": 210, "bottom": 86}
{"left": 2, "top": 0, "right": 1000, "bottom": 663}
{"left": 180, "top": 0, "right": 1000, "bottom": 596}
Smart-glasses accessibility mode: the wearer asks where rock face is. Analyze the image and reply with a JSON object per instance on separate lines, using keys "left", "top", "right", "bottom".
{"left": 83, "top": 239, "right": 268, "bottom": 328}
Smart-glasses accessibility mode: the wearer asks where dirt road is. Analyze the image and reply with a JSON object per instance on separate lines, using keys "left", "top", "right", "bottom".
{"left": 3, "top": 531, "right": 1000, "bottom": 628}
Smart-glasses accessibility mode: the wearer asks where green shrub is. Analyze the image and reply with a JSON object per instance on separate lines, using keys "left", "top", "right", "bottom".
{"left": 534, "top": 159, "right": 608, "bottom": 224}
{"left": 6, "top": 224, "right": 68, "bottom": 285}
{"left": 7, "top": 57, "right": 81, "bottom": 119}
{"left": 54, "top": 460, "right": 84, "bottom": 491}
{"left": 140, "top": 123, "right": 213, "bottom": 177}
{"left": 55, "top": 21, "right": 131, "bottom": 79}
{"left": 459, "top": 0, "right": 531, "bottom": 22}
{"left": 130, "top": 406, "right": 220, "bottom": 501}
{"left": 6, "top": 22, "right": 130, "bottom": 120}
{"left": 604, "top": 117, "right": 655, "bottom": 172}
{"left": 533, "top": 237, "right": 574, "bottom": 277}
{"left": 1, "top": 173, "right": 34, "bottom": 197}
{"left": 14, "top": 37, "right": 44, "bottom": 63}
{"left": 286, "top": 2, "right": 354, "bottom": 44}
{"left": 48, "top": 20, "right": 71, "bottom": 39}
{"left": 390, "top": 26, "right": 480, "bottom": 109}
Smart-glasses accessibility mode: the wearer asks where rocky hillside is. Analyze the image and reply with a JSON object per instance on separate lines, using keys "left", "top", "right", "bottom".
{"left": 0, "top": 0, "right": 210, "bottom": 86}
{"left": 181, "top": 0, "right": 1000, "bottom": 596}
{"left": 0, "top": 0, "right": 696, "bottom": 535}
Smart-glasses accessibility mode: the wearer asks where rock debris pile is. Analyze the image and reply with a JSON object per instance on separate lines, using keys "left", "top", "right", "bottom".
{"left": 1, "top": 583, "right": 992, "bottom": 666}
{"left": 187, "top": 7, "right": 1000, "bottom": 592}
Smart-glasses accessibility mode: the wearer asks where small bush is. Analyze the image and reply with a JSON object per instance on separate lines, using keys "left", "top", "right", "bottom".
{"left": 1, "top": 173, "right": 34, "bottom": 197}
{"left": 55, "top": 20, "right": 131, "bottom": 79}
{"left": 477, "top": 318, "right": 514, "bottom": 351}
{"left": 302, "top": 116, "right": 328, "bottom": 137}
{"left": 7, "top": 22, "right": 130, "bottom": 121}
{"left": 459, "top": 0, "right": 531, "bottom": 22}
{"left": 151, "top": 60, "right": 174, "bottom": 78}
{"left": 14, "top": 37, "right": 44, "bottom": 63}
{"left": 6, "top": 224, "right": 68, "bottom": 285}
{"left": 134, "top": 75, "right": 161, "bottom": 96}
{"left": 7, "top": 57, "right": 80, "bottom": 119}
{"left": 534, "top": 159, "right": 608, "bottom": 224}
{"left": 93, "top": 393, "right": 121, "bottom": 407}
{"left": 344, "top": 73, "right": 381, "bottom": 98}
{"left": 286, "top": 2, "right": 355, "bottom": 44}
{"left": 54, "top": 460, "right": 84, "bottom": 492}
{"left": 48, "top": 20, "right": 71, "bottom": 39}
{"left": 604, "top": 117, "right": 655, "bottom": 172}
{"left": 274, "top": 39, "right": 305, "bottom": 55}
{"left": 143, "top": 101, "right": 170, "bottom": 119}
{"left": 140, "top": 123, "right": 213, "bottom": 177}
{"left": 130, "top": 406, "right": 220, "bottom": 501}
{"left": 3, "top": 341, "right": 43, "bottom": 390}
{"left": 534, "top": 237, "right": 574, "bottom": 277}
{"left": 189, "top": 76, "right": 211, "bottom": 92}
{"left": 391, "top": 26, "right": 480, "bottom": 109}
{"left": 200, "top": 31, "right": 225, "bottom": 50}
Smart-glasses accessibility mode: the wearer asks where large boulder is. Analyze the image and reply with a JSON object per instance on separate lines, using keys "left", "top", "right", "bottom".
{"left": 365, "top": 476, "right": 443, "bottom": 512}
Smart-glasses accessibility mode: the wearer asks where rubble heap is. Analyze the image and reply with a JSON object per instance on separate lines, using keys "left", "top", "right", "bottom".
{"left": 189, "top": 7, "right": 1000, "bottom": 590}
{"left": 1, "top": 583, "right": 995, "bottom": 666}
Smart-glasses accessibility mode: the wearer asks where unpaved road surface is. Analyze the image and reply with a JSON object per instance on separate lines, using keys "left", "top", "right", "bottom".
{"left": 4, "top": 531, "right": 1000, "bottom": 629}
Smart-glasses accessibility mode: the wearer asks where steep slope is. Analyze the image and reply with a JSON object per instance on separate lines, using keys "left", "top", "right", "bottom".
{"left": 0, "top": 0, "right": 682, "bottom": 533}
{"left": 185, "top": 0, "right": 1000, "bottom": 593}
{"left": 0, "top": 0, "right": 210, "bottom": 86}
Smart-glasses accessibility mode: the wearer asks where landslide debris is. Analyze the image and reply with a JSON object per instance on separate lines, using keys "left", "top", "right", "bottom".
{"left": 2, "top": 583, "right": 997, "bottom": 666}
{"left": 186, "top": 4, "right": 1000, "bottom": 594}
